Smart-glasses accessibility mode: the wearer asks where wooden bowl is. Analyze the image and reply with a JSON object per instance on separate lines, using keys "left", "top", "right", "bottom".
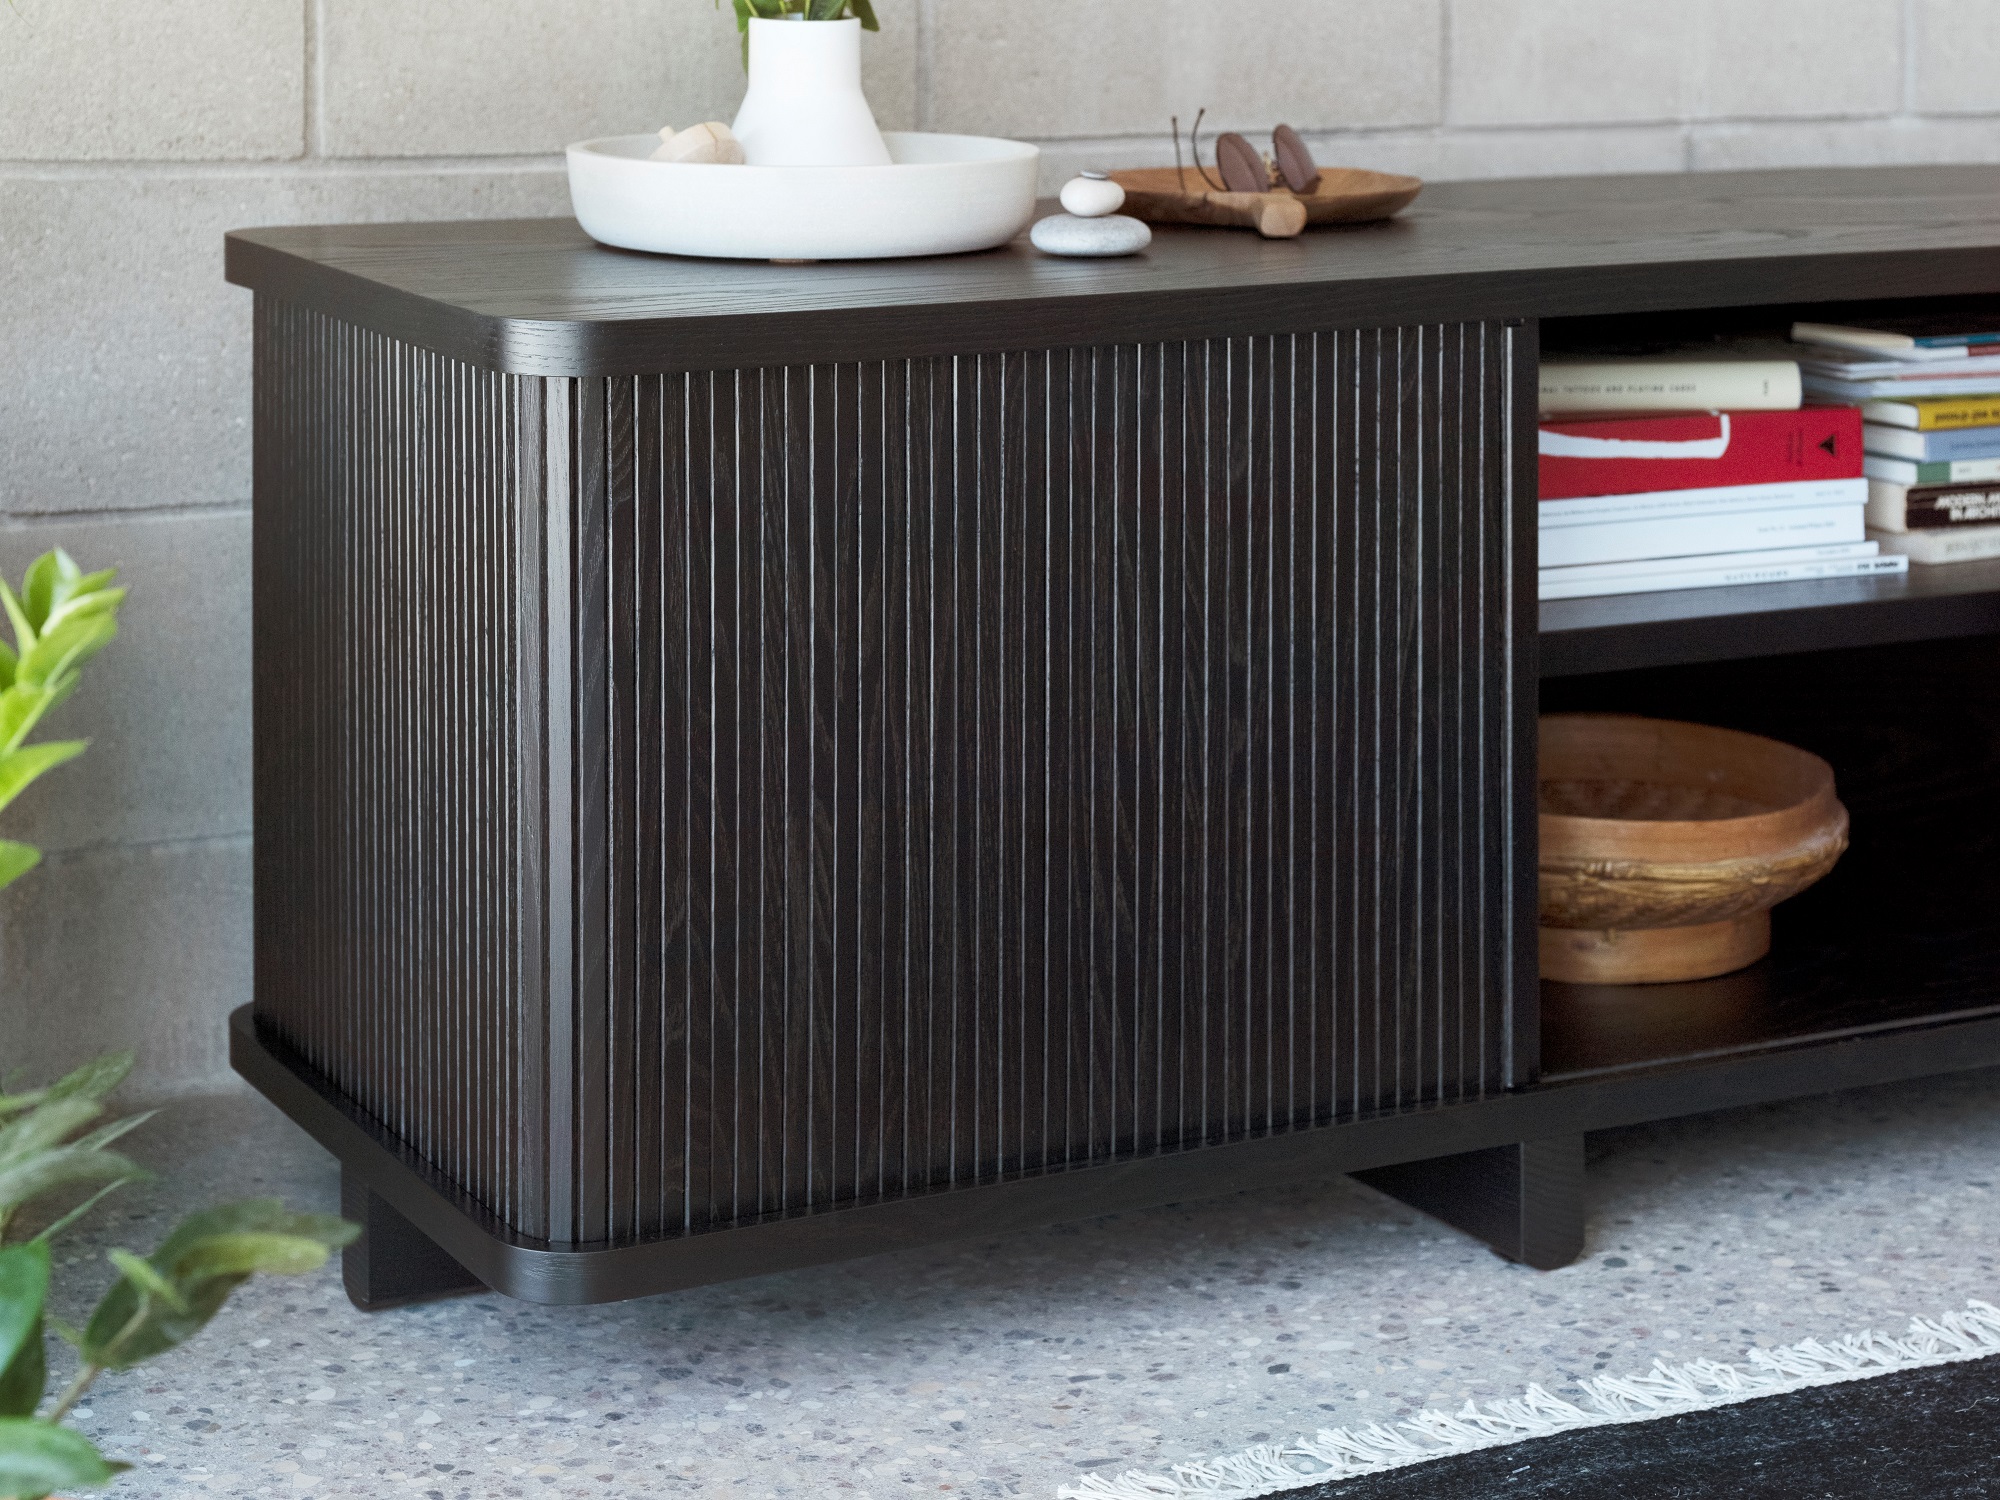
{"left": 1108, "top": 166, "right": 1422, "bottom": 239}
{"left": 1538, "top": 714, "right": 1849, "bottom": 985}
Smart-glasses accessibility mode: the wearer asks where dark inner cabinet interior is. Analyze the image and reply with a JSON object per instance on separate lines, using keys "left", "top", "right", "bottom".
{"left": 1539, "top": 635, "right": 2000, "bottom": 1079}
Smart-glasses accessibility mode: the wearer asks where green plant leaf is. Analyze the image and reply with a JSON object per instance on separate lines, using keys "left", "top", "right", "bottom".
{"left": 65, "top": 1112, "right": 154, "bottom": 1157}
{"left": 14, "top": 613, "right": 116, "bottom": 691}
{"left": 0, "top": 1314, "right": 45, "bottom": 1423}
{"left": 40, "top": 1054, "right": 133, "bottom": 1109}
{"left": 37, "top": 590, "right": 124, "bottom": 648}
{"left": 0, "top": 842, "right": 37, "bottom": 893}
{"left": 81, "top": 1202, "right": 358, "bottom": 1371}
{"left": 0, "top": 684, "right": 57, "bottom": 758}
{"left": 0, "top": 582, "right": 34, "bottom": 659}
{"left": 0, "top": 1055, "right": 137, "bottom": 1130}
{"left": 848, "top": 0, "right": 879, "bottom": 28}
{"left": 104, "top": 1251, "right": 188, "bottom": 1316}
{"left": 16, "top": 552, "right": 70, "bottom": 636}
{"left": 168, "top": 1232, "right": 340, "bottom": 1283}
{"left": 0, "top": 1244, "right": 48, "bottom": 1397}
{"left": 43, "top": 564, "right": 117, "bottom": 618}
{"left": 20, "top": 673, "right": 74, "bottom": 725}
{"left": 0, "top": 1248, "right": 47, "bottom": 1421}
{"left": 0, "top": 1417, "right": 119, "bottom": 1496}
{"left": 0, "top": 1073, "right": 148, "bottom": 1234}
{"left": 0, "top": 1148, "right": 141, "bottom": 1224}
{"left": 0, "top": 1098, "right": 100, "bottom": 1172}
{"left": 0, "top": 740, "right": 86, "bottom": 818}
{"left": 0, "top": 553, "right": 123, "bottom": 895}
{"left": 144, "top": 1201, "right": 358, "bottom": 1273}
{"left": 66, "top": 570, "right": 117, "bottom": 602}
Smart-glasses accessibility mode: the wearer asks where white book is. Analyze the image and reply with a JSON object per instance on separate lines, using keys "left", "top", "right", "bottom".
{"left": 1865, "top": 454, "right": 2000, "bottom": 486}
{"left": 1539, "top": 504, "right": 1866, "bottom": 569}
{"left": 1806, "top": 373, "right": 2000, "bottom": 401}
{"left": 1873, "top": 523, "right": 2000, "bottom": 564}
{"left": 1539, "top": 540, "right": 1879, "bottom": 585}
{"left": 1539, "top": 477, "right": 1867, "bottom": 528}
{"left": 1539, "top": 554, "right": 1907, "bottom": 601}
{"left": 1863, "top": 424, "right": 2000, "bottom": 462}
{"left": 1796, "top": 346, "right": 2000, "bottom": 379}
{"left": 1540, "top": 359, "right": 1801, "bottom": 415}
{"left": 1791, "top": 322, "right": 1974, "bottom": 361}
{"left": 1862, "top": 397, "right": 2000, "bottom": 429}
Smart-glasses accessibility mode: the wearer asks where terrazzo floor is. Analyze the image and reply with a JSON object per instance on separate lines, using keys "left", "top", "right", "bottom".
{"left": 42, "top": 1066, "right": 2000, "bottom": 1500}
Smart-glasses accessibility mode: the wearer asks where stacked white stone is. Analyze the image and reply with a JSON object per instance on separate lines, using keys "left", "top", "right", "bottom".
{"left": 1029, "top": 172, "right": 1151, "bottom": 258}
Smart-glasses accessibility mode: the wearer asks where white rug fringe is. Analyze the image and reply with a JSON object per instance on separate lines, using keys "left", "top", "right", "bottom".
{"left": 1057, "top": 1299, "right": 2000, "bottom": 1500}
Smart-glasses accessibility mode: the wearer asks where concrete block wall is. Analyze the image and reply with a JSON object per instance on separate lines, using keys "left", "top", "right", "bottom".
{"left": 4, "top": 0, "right": 1999, "bottom": 1096}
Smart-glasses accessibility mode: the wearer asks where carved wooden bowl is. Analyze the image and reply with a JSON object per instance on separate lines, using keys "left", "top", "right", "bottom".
{"left": 1539, "top": 714, "right": 1849, "bottom": 985}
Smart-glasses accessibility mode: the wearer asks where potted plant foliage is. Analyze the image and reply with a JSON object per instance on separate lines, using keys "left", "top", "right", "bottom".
{"left": 0, "top": 550, "right": 124, "bottom": 891}
{"left": 0, "top": 550, "right": 357, "bottom": 1497}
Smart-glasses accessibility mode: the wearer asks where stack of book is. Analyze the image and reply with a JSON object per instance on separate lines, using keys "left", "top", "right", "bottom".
{"left": 1791, "top": 319, "right": 2000, "bottom": 565}
{"left": 1538, "top": 357, "right": 1899, "bottom": 600}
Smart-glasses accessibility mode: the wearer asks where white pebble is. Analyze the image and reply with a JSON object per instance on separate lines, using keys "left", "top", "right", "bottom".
{"left": 651, "top": 122, "right": 745, "bottom": 165}
{"left": 1059, "top": 174, "right": 1125, "bottom": 218}
{"left": 1030, "top": 213, "right": 1151, "bottom": 258}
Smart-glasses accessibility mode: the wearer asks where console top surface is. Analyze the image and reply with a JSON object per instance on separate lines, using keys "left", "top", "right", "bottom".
{"left": 226, "top": 165, "right": 2000, "bottom": 374}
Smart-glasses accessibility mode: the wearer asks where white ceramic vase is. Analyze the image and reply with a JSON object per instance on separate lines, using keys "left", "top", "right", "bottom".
{"left": 730, "top": 17, "right": 892, "bottom": 167}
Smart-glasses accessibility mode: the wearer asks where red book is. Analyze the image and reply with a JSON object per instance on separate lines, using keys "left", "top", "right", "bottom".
{"left": 1539, "top": 407, "right": 1863, "bottom": 500}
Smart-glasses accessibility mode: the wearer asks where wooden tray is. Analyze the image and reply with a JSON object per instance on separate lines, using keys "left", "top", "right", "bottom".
{"left": 1108, "top": 166, "right": 1422, "bottom": 239}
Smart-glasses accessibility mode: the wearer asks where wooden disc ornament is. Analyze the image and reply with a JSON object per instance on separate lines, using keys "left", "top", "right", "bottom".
{"left": 1213, "top": 131, "right": 1269, "bottom": 194}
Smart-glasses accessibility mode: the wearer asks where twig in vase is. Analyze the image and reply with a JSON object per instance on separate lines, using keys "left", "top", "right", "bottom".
{"left": 1187, "top": 108, "right": 1225, "bottom": 192}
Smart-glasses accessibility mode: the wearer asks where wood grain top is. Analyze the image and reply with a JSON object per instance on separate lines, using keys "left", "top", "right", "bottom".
{"left": 225, "top": 165, "right": 2000, "bottom": 374}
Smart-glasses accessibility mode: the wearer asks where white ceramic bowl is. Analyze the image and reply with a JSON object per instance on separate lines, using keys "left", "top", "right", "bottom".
{"left": 566, "top": 131, "right": 1040, "bottom": 261}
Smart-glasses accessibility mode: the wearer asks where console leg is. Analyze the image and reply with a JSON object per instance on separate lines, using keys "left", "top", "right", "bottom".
{"left": 1353, "top": 1135, "right": 1586, "bottom": 1270}
{"left": 340, "top": 1169, "right": 486, "bottom": 1311}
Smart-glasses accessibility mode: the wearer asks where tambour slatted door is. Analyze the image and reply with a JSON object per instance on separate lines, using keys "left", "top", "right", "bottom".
{"left": 577, "top": 324, "right": 1531, "bottom": 1242}
{"left": 253, "top": 304, "right": 1535, "bottom": 1267}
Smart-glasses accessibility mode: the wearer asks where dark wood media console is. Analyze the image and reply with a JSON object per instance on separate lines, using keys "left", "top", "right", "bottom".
{"left": 227, "top": 167, "right": 2000, "bottom": 1308}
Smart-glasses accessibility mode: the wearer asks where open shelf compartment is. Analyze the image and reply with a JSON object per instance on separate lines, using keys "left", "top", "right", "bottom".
{"left": 1538, "top": 633, "right": 2000, "bottom": 1080}
{"left": 1537, "top": 294, "right": 2000, "bottom": 679}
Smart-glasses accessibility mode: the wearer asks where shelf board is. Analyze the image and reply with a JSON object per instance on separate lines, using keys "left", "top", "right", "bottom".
{"left": 1540, "top": 556, "right": 2000, "bottom": 678}
{"left": 1542, "top": 963, "right": 2000, "bottom": 1082}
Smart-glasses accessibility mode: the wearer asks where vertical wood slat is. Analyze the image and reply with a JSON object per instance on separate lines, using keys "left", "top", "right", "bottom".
{"left": 255, "top": 309, "right": 1525, "bottom": 1248}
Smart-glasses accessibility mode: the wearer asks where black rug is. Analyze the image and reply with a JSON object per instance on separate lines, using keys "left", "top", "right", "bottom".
{"left": 1293, "top": 1353, "right": 2000, "bottom": 1500}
